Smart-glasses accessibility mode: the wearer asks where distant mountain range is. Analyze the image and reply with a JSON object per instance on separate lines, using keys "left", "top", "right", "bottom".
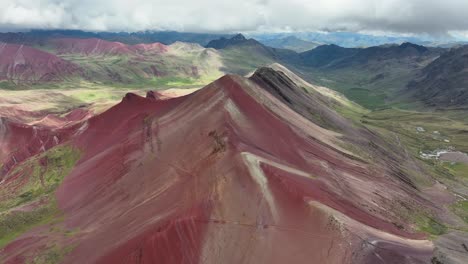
{"left": 250, "top": 31, "right": 467, "bottom": 48}
{"left": 205, "top": 34, "right": 464, "bottom": 108}
{"left": 258, "top": 36, "right": 321, "bottom": 52}
{"left": 2, "top": 29, "right": 465, "bottom": 49}
{"left": 296, "top": 42, "right": 442, "bottom": 69}
{"left": 1, "top": 30, "right": 468, "bottom": 108}
{"left": 0, "top": 29, "right": 232, "bottom": 46}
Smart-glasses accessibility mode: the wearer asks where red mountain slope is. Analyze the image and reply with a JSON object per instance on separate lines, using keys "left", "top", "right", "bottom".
{"left": 1, "top": 70, "right": 434, "bottom": 263}
{"left": 0, "top": 108, "right": 91, "bottom": 180}
{"left": 0, "top": 43, "right": 81, "bottom": 83}
{"left": 52, "top": 38, "right": 168, "bottom": 55}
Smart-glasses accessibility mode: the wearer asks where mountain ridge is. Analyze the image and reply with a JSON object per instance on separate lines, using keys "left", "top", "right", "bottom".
{"left": 259, "top": 36, "right": 321, "bottom": 52}
{"left": 0, "top": 66, "right": 436, "bottom": 263}
{"left": 408, "top": 44, "right": 468, "bottom": 107}
{"left": 0, "top": 42, "right": 82, "bottom": 84}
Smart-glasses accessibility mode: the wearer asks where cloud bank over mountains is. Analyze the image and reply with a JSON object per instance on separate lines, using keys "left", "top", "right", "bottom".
{"left": 1, "top": 0, "right": 468, "bottom": 37}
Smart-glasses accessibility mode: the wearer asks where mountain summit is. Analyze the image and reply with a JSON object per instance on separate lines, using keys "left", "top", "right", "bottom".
{"left": 205, "top": 33, "right": 259, "bottom": 49}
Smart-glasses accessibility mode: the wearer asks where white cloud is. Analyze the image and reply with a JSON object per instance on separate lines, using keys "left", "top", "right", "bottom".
{"left": 0, "top": 0, "right": 468, "bottom": 35}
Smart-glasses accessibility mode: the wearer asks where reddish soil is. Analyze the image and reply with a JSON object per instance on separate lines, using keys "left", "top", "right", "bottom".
{"left": 0, "top": 74, "right": 434, "bottom": 263}
{"left": 0, "top": 108, "right": 91, "bottom": 180}
{"left": 52, "top": 38, "right": 168, "bottom": 56}
{"left": 0, "top": 43, "right": 81, "bottom": 82}
{"left": 52, "top": 38, "right": 132, "bottom": 55}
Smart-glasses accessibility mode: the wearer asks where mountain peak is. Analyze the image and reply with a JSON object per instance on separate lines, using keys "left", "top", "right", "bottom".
{"left": 232, "top": 33, "right": 247, "bottom": 41}
{"left": 399, "top": 42, "right": 428, "bottom": 53}
{"left": 205, "top": 33, "right": 256, "bottom": 49}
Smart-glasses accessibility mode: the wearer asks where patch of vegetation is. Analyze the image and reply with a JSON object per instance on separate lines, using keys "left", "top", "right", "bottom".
{"left": 0, "top": 145, "right": 80, "bottom": 248}
{"left": 342, "top": 88, "right": 387, "bottom": 110}
{"left": 0, "top": 80, "right": 17, "bottom": 90}
{"left": 386, "top": 197, "right": 448, "bottom": 237}
{"left": 443, "top": 163, "right": 468, "bottom": 179}
{"left": 451, "top": 201, "right": 468, "bottom": 224}
{"left": 0, "top": 202, "right": 60, "bottom": 248}
{"left": 415, "top": 215, "right": 447, "bottom": 236}
{"left": 334, "top": 100, "right": 369, "bottom": 123}
{"left": 67, "top": 89, "right": 125, "bottom": 102}
{"left": 145, "top": 76, "right": 199, "bottom": 87}
{"left": 31, "top": 243, "right": 75, "bottom": 264}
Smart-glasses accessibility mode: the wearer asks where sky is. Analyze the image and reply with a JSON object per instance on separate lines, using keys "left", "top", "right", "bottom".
{"left": 1, "top": 0, "right": 468, "bottom": 38}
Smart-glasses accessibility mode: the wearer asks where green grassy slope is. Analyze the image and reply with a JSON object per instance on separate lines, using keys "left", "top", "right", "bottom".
{"left": 361, "top": 108, "right": 468, "bottom": 235}
{"left": 219, "top": 45, "right": 275, "bottom": 75}
{"left": 0, "top": 145, "right": 80, "bottom": 249}
{"left": 57, "top": 47, "right": 223, "bottom": 88}
{"left": 287, "top": 61, "right": 427, "bottom": 110}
